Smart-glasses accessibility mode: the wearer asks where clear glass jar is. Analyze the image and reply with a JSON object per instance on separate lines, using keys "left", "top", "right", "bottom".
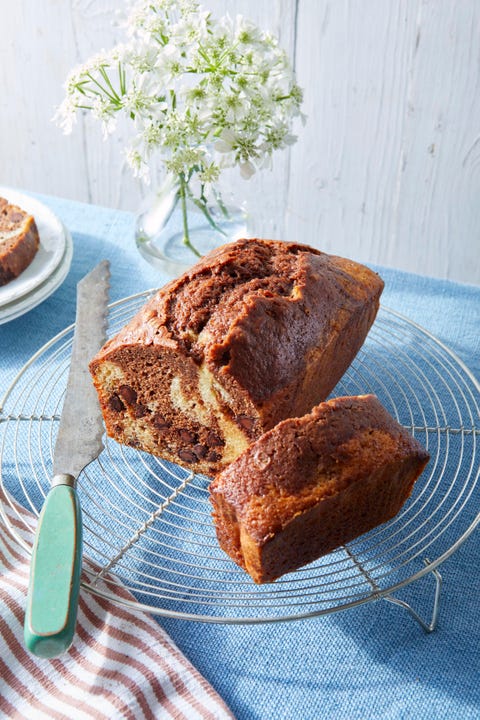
{"left": 135, "top": 174, "right": 248, "bottom": 278}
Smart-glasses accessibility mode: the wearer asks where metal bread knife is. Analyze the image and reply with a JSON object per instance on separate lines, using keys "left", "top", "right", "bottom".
{"left": 24, "top": 260, "right": 110, "bottom": 659}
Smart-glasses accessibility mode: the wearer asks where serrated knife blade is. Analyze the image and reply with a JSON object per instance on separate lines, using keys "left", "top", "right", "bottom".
{"left": 24, "top": 260, "right": 110, "bottom": 659}
{"left": 53, "top": 260, "right": 110, "bottom": 477}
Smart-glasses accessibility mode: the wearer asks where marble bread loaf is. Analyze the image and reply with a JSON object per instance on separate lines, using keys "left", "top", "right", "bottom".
{"left": 89, "top": 239, "right": 384, "bottom": 474}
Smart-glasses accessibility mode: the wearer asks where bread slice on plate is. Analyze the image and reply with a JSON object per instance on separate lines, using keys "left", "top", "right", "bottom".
{"left": 0, "top": 196, "right": 40, "bottom": 286}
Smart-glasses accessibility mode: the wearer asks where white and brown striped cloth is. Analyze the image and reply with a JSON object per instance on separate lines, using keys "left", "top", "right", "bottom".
{"left": 0, "top": 500, "right": 234, "bottom": 720}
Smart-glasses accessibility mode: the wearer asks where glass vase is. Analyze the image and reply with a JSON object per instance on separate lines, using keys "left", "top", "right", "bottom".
{"left": 135, "top": 174, "right": 248, "bottom": 278}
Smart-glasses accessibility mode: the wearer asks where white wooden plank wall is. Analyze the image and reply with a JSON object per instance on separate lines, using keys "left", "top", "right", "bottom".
{"left": 1, "top": 0, "right": 479, "bottom": 284}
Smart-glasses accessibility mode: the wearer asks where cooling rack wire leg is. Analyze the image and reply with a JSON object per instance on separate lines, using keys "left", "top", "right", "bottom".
{"left": 382, "top": 560, "right": 442, "bottom": 633}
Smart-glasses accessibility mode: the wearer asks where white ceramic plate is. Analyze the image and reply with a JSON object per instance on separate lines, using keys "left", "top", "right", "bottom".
{"left": 0, "top": 227, "right": 73, "bottom": 325}
{"left": 0, "top": 187, "right": 66, "bottom": 307}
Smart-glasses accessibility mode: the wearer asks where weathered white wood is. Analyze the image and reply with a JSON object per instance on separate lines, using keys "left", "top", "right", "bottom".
{"left": 0, "top": 0, "right": 479, "bottom": 283}
{"left": 0, "top": 1, "right": 132, "bottom": 208}
{"left": 288, "top": 0, "right": 480, "bottom": 283}
{"left": 392, "top": 0, "right": 480, "bottom": 283}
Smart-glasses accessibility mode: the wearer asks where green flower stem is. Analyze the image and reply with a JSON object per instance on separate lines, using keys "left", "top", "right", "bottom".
{"left": 85, "top": 73, "right": 121, "bottom": 106}
{"left": 185, "top": 182, "right": 228, "bottom": 237}
{"left": 213, "top": 187, "right": 230, "bottom": 219}
{"left": 179, "top": 174, "right": 202, "bottom": 257}
{"left": 118, "top": 62, "right": 126, "bottom": 95}
{"left": 98, "top": 65, "right": 123, "bottom": 102}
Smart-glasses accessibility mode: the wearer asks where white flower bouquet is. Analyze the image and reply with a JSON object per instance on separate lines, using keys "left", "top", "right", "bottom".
{"left": 55, "top": 0, "right": 304, "bottom": 256}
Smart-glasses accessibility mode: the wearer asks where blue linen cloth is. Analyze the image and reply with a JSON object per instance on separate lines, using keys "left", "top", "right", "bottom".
{"left": 1, "top": 191, "right": 479, "bottom": 720}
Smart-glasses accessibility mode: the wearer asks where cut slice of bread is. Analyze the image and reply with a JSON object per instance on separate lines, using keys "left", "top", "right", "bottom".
{"left": 0, "top": 196, "right": 40, "bottom": 286}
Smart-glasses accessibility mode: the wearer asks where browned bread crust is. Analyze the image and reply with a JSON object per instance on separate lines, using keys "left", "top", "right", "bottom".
{"left": 89, "top": 239, "right": 384, "bottom": 474}
{"left": 0, "top": 197, "right": 40, "bottom": 286}
{"left": 209, "top": 395, "right": 430, "bottom": 583}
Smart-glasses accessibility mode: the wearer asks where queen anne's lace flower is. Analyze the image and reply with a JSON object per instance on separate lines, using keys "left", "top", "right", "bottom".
{"left": 54, "top": 0, "right": 304, "bottom": 254}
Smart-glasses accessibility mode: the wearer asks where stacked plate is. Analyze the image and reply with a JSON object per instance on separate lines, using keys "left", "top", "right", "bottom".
{"left": 0, "top": 188, "right": 73, "bottom": 325}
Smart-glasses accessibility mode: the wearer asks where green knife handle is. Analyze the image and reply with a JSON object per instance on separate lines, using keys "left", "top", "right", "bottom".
{"left": 24, "top": 477, "right": 83, "bottom": 658}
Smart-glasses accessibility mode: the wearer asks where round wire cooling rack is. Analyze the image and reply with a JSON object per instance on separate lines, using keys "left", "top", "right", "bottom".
{"left": 1, "top": 292, "right": 479, "bottom": 629}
